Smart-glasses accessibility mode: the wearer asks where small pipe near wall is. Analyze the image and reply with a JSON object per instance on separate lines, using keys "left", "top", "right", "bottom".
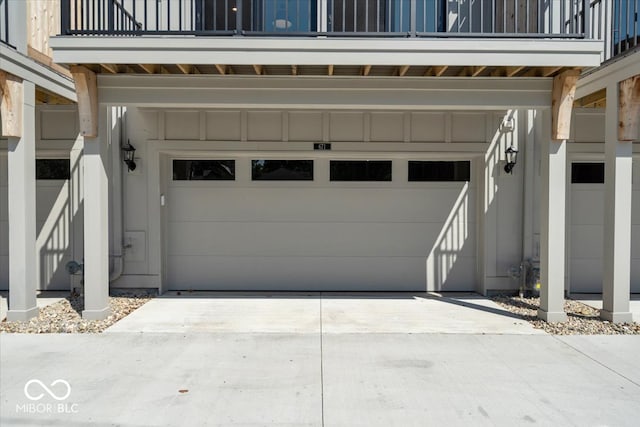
{"left": 109, "top": 106, "right": 125, "bottom": 283}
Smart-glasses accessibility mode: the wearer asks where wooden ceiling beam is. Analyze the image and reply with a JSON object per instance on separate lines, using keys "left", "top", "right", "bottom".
{"left": 471, "top": 66, "right": 486, "bottom": 77}
{"left": 291, "top": 65, "right": 298, "bottom": 76}
{"left": 252, "top": 64, "right": 263, "bottom": 75}
{"left": 398, "top": 65, "right": 410, "bottom": 77}
{"left": 328, "top": 65, "right": 334, "bottom": 76}
{"left": 100, "top": 63, "right": 120, "bottom": 74}
{"left": 139, "top": 64, "right": 158, "bottom": 74}
{"left": 362, "top": 65, "right": 371, "bottom": 76}
{"left": 541, "top": 66, "right": 563, "bottom": 77}
{"left": 215, "top": 64, "right": 227, "bottom": 75}
{"left": 506, "top": 66, "right": 525, "bottom": 77}
{"left": 433, "top": 66, "right": 448, "bottom": 77}
{"left": 176, "top": 64, "right": 192, "bottom": 74}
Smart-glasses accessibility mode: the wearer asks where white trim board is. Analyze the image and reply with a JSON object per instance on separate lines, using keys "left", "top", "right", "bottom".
{"left": 0, "top": 45, "right": 77, "bottom": 102}
{"left": 98, "top": 75, "right": 553, "bottom": 110}
{"left": 50, "top": 37, "right": 603, "bottom": 67}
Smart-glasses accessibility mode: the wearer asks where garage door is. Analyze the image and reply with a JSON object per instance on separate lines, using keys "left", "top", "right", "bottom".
{"left": 569, "top": 161, "right": 640, "bottom": 293}
{"left": 0, "top": 157, "right": 72, "bottom": 291}
{"left": 166, "top": 156, "right": 476, "bottom": 291}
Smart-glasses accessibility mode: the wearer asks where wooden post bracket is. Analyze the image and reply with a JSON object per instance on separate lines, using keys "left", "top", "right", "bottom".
{"left": 618, "top": 75, "right": 640, "bottom": 142}
{"left": 70, "top": 65, "right": 99, "bottom": 138}
{"left": 551, "top": 68, "right": 580, "bottom": 140}
{"left": 0, "top": 71, "right": 24, "bottom": 138}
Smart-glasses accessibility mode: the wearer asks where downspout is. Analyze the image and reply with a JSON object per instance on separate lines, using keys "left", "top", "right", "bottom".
{"left": 109, "top": 107, "right": 125, "bottom": 283}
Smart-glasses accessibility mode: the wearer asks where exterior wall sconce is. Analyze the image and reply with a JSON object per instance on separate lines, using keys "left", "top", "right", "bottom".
{"left": 122, "top": 140, "right": 137, "bottom": 171}
{"left": 504, "top": 146, "right": 518, "bottom": 174}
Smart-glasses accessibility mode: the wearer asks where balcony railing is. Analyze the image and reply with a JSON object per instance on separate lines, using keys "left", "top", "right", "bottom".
{"left": 589, "top": 0, "right": 638, "bottom": 61}
{"left": 0, "top": 0, "right": 11, "bottom": 47}
{"left": 61, "top": 0, "right": 593, "bottom": 38}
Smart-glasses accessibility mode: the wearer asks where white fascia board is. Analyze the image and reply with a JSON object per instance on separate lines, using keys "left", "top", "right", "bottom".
{"left": 98, "top": 75, "right": 553, "bottom": 110}
{"left": 576, "top": 52, "right": 640, "bottom": 98}
{"left": 50, "top": 37, "right": 603, "bottom": 67}
{"left": 0, "top": 45, "right": 77, "bottom": 102}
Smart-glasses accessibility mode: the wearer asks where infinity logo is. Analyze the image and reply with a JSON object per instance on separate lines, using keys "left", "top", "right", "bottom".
{"left": 24, "top": 379, "right": 71, "bottom": 401}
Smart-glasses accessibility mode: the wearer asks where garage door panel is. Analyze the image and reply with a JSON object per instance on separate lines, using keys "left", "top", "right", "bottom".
{"left": 570, "top": 260, "right": 603, "bottom": 294}
{"left": 167, "top": 255, "right": 476, "bottom": 291}
{"left": 570, "top": 225, "right": 604, "bottom": 259}
{"left": 0, "top": 256, "right": 7, "bottom": 290}
{"left": 168, "top": 221, "right": 476, "bottom": 258}
{"left": 169, "top": 187, "right": 474, "bottom": 224}
{"left": 571, "top": 190, "right": 604, "bottom": 224}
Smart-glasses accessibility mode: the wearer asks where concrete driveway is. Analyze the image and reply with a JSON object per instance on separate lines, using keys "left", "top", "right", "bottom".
{"left": 105, "top": 292, "right": 542, "bottom": 334}
{"left": 2, "top": 292, "right": 640, "bottom": 426}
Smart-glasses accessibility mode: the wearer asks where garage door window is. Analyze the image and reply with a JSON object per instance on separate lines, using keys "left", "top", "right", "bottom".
{"left": 408, "top": 161, "right": 470, "bottom": 182}
{"left": 252, "top": 160, "right": 314, "bottom": 181}
{"left": 36, "top": 159, "right": 70, "bottom": 180}
{"left": 571, "top": 163, "right": 604, "bottom": 184}
{"left": 173, "top": 160, "right": 235, "bottom": 181}
{"left": 330, "top": 160, "right": 392, "bottom": 181}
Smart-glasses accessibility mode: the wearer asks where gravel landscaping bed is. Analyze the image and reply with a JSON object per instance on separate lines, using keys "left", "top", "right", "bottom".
{"left": 0, "top": 290, "right": 154, "bottom": 334}
{"left": 492, "top": 295, "right": 640, "bottom": 335}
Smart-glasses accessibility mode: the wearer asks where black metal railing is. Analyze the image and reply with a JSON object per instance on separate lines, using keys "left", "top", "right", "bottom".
{"left": 61, "top": 0, "right": 594, "bottom": 38}
{"left": 0, "top": 0, "right": 11, "bottom": 47}
{"left": 589, "top": 0, "right": 638, "bottom": 61}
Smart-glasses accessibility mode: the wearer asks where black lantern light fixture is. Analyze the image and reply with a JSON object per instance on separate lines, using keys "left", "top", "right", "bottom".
{"left": 504, "top": 146, "right": 518, "bottom": 174}
{"left": 122, "top": 140, "right": 137, "bottom": 171}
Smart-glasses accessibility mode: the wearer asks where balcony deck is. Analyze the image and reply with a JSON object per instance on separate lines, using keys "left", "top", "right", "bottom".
{"left": 50, "top": 0, "right": 613, "bottom": 77}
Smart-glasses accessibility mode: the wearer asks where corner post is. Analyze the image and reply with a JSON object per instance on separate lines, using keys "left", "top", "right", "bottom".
{"left": 538, "top": 69, "right": 579, "bottom": 322}
{"left": 0, "top": 73, "right": 38, "bottom": 321}
{"left": 70, "top": 66, "right": 111, "bottom": 320}
{"left": 600, "top": 76, "right": 638, "bottom": 323}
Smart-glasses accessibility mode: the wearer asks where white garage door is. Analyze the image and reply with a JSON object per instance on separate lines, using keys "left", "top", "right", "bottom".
{"left": 569, "top": 161, "right": 640, "bottom": 293}
{"left": 0, "top": 157, "right": 72, "bottom": 291}
{"left": 166, "top": 157, "right": 476, "bottom": 291}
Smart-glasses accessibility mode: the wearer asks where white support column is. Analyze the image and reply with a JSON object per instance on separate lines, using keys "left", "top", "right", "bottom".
{"left": 538, "top": 109, "right": 568, "bottom": 323}
{"left": 6, "top": 80, "right": 38, "bottom": 321}
{"left": 601, "top": 82, "right": 633, "bottom": 323}
{"left": 82, "top": 127, "right": 111, "bottom": 320}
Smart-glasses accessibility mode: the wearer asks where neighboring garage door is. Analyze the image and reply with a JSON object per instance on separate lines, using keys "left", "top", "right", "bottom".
{"left": 166, "top": 156, "right": 476, "bottom": 291}
{"left": 569, "top": 161, "right": 640, "bottom": 293}
{"left": 0, "top": 157, "right": 72, "bottom": 291}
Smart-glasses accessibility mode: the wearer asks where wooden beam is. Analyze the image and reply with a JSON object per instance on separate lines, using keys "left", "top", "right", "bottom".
{"left": 252, "top": 64, "right": 263, "bottom": 75}
{"left": 70, "top": 66, "right": 99, "bottom": 137}
{"left": 506, "top": 66, "right": 525, "bottom": 77}
{"left": 574, "top": 88, "right": 607, "bottom": 108}
{"left": 433, "top": 66, "right": 448, "bottom": 77}
{"left": 215, "top": 64, "right": 227, "bottom": 75}
{"left": 100, "top": 63, "right": 120, "bottom": 74}
{"left": 398, "top": 65, "right": 410, "bottom": 77}
{"left": 362, "top": 65, "right": 371, "bottom": 76}
{"left": 27, "top": 46, "right": 74, "bottom": 79}
{"left": 139, "top": 64, "right": 157, "bottom": 74}
{"left": 176, "top": 64, "right": 192, "bottom": 74}
{"left": 328, "top": 65, "right": 334, "bottom": 76}
{"left": 551, "top": 69, "right": 580, "bottom": 140}
{"left": 471, "top": 66, "right": 486, "bottom": 77}
{"left": 192, "top": 65, "right": 201, "bottom": 74}
{"left": 291, "top": 65, "right": 298, "bottom": 76}
{"left": 541, "top": 66, "right": 563, "bottom": 77}
{"left": 0, "top": 71, "right": 23, "bottom": 137}
{"left": 618, "top": 75, "right": 640, "bottom": 141}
